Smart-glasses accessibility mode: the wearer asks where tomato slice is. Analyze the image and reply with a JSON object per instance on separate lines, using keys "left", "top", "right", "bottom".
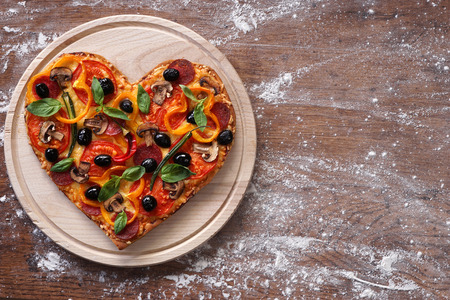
{"left": 136, "top": 176, "right": 173, "bottom": 217}
{"left": 140, "top": 86, "right": 184, "bottom": 131}
{"left": 26, "top": 112, "right": 71, "bottom": 153}
{"left": 80, "top": 141, "right": 125, "bottom": 177}
{"left": 166, "top": 111, "right": 188, "bottom": 131}
{"left": 179, "top": 137, "right": 217, "bottom": 180}
{"left": 72, "top": 60, "right": 117, "bottom": 105}
{"left": 32, "top": 75, "right": 61, "bottom": 99}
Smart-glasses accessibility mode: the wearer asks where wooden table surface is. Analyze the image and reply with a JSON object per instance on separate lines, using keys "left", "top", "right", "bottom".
{"left": 0, "top": 0, "right": 448, "bottom": 299}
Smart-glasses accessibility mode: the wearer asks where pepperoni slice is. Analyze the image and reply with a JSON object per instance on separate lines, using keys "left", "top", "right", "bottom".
{"left": 32, "top": 75, "right": 61, "bottom": 99}
{"left": 168, "top": 59, "right": 195, "bottom": 85}
{"left": 133, "top": 143, "right": 163, "bottom": 166}
{"left": 80, "top": 202, "right": 101, "bottom": 216}
{"left": 112, "top": 210, "right": 139, "bottom": 240}
{"left": 50, "top": 169, "right": 74, "bottom": 186}
{"left": 210, "top": 102, "right": 231, "bottom": 130}
{"left": 103, "top": 117, "right": 124, "bottom": 136}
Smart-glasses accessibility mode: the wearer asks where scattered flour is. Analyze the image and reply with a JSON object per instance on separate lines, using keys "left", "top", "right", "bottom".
{"left": 360, "top": 288, "right": 377, "bottom": 298}
{"left": 251, "top": 72, "right": 294, "bottom": 103}
{"left": 378, "top": 252, "right": 399, "bottom": 274}
{"left": 208, "top": 1, "right": 311, "bottom": 45}
{"left": 37, "top": 252, "right": 68, "bottom": 272}
{"left": 3, "top": 26, "right": 21, "bottom": 33}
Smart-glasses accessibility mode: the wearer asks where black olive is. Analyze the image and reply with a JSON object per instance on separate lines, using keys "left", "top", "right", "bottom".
{"left": 119, "top": 99, "right": 133, "bottom": 113}
{"left": 217, "top": 129, "right": 233, "bottom": 145}
{"left": 85, "top": 186, "right": 101, "bottom": 200}
{"left": 94, "top": 154, "right": 112, "bottom": 167}
{"left": 186, "top": 110, "right": 196, "bottom": 124}
{"left": 99, "top": 78, "right": 114, "bottom": 95}
{"left": 142, "top": 195, "right": 157, "bottom": 212}
{"left": 154, "top": 132, "right": 171, "bottom": 148}
{"left": 141, "top": 158, "right": 157, "bottom": 173}
{"left": 35, "top": 83, "right": 49, "bottom": 98}
{"left": 163, "top": 68, "right": 180, "bottom": 81}
{"left": 77, "top": 128, "right": 92, "bottom": 146}
{"left": 173, "top": 152, "right": 191, "bottom": 167}
{"left": 45, "top": 148, "right": 59, "bottom": 162}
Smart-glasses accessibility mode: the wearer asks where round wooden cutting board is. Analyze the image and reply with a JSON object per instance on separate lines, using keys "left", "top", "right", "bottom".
{"left": 4, "top": 15, "right": 256, "bottom": 267}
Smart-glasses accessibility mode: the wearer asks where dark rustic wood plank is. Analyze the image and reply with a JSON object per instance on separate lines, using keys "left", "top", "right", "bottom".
{"left": 0, "top": 0, "right": 448, "bottom": 299}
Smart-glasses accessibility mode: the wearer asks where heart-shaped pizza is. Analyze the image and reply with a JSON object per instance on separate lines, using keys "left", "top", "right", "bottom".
{"left": 24, "top": 52, "right": 235, "bottom": 250}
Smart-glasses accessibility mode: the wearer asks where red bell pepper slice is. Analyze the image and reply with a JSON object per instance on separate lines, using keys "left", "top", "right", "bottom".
{"left": 113, "top": 132, "right": 137, "bottom": 163}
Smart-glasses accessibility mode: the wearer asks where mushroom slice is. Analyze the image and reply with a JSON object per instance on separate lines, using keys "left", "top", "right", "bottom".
{"left": 70, "top": 161, "right": 91, "bottom": 183}
{"left": 103, "top": 193, "right": 124, "bottom": 213}
{"left": 151, "top": 80, "right": 173, "bottom": 105}
{"left": 50, "top": 67, "right": 72, "bottom": 88}
{"left": 136, "top": 122, "right": 159, "bottom": 147}
{"left": 83, "top": 113, "right": 108, "bottom": 135}
{"left": 192, "top": 140, "right": 219, "bottom": 162}
{"left": 199, "top": 76, "right": 222, "bottom": 95}
{"left": 39, "top": 121, "right": 65, "bottom": 144}
{"left": 162, "top": 181, "right": 185, "bottom": 200}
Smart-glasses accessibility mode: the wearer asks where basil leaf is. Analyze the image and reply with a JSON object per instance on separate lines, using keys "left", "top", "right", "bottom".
{"left": 103, "top": 106, "right": 130, "bottom": 121}
{"left": 91, "top": 77, "right": 104, "bottom": 106}
{"left": 98, "top": 176, "right": 121, "bottom": 202}
{"left": 50, "top": 158, "right": 74, "bottom": 172}
{"left": 114, "top": 211, "right": 127, "bottom": 234}
{"left": 111, "top": 175, "right": 121, "bottom": 181}
{"left": 27, "top": 98, "right": 62, "bottom": 117}
{"left": 121, "top": 166, "right": 145, "bottom": 182}
{"left": 137, "top": 84, "right": 150, "bottom": 114}
{"left": 194, "top": 99, "right": 207, "bottom": 131}
{"left": 180, "top": 85, "right": 198, "bottom": 102}
{"left": 160, "top": 164, "right": 196, "bottom": 183}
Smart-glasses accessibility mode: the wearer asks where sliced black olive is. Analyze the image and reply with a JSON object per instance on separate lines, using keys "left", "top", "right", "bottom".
{"left": 45, "top": 148, "right": 59, "bottom": 162}
{"left": 186, "top": 110, "right": 196, "bottom": 124}
{"left": 163, "top": 68, "right": 180, "bottom": 82}
{"left": 217, "top": 129, "right": 233, "bottom": 145}
{"left": 77, "top": 128, "right": 92, "bottom": 146}
{"left": 154, "top": 132, "right": 171, "bottom": 148}
{"left": 119, "top": 99, "right": 133, "bottom": 113}
{"left": 99, "top": 78, "right": 114, "bottom": 95}
{"left": 141, "top": 158, "right": 157, "bottom": 173}
{"left": 35, "top": 83, "right": 49, "bottom": 98}
{"left": 173, "top": 152, "right": 191, "bottom": 167}
{"left": 94, "top": 154, "right": 112, "bottom": 167}
{"left": 85, "top": 186, "right": 101, "bottom": 200}
{"left": 142, "top": 195, "right": 157, "bottom": 211}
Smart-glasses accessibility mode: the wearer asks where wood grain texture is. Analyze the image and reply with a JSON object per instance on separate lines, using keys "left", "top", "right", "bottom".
{"left": 0, "top": 0, "right": 448, "bottom": 299}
